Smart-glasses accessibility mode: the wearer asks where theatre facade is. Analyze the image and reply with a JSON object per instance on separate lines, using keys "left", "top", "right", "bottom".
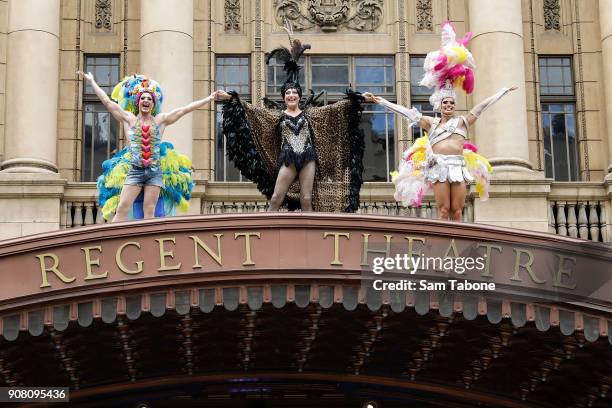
{"left": 0, "top": 213, "right": 610, "bottom": 407}
{"left": 0, "top": 0, "right": 609, "bottom": 240}
{"left": 0, "top": 0, "right": 611, "bottom": 407}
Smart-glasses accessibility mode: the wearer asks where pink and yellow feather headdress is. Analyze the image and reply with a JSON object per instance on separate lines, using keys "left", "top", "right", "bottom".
{"left": 419, "top": 22, "right": 476, "bottom": 111}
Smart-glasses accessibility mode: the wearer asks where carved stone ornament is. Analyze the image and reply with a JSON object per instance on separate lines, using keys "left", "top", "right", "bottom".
{"left": 225, "top": 0, "right": 241, "bottom": 32}
{"left": 275, "top": 0, "right": 383, "bottom": 33}
{"left": 416, "top": 0, "right": 433, "bottom": 32}
{"left": 544, "top": 0, "right": 560, "bottom": 31}
{"left": 95, "top": 0, "right": 112, "bottom": 31}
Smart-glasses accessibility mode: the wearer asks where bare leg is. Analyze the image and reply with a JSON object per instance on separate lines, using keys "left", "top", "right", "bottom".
{"left": 143, "top": 185, "right": 162, "bottom": 219}
{"left": 268, "top": 164, "right": 298, "bottom": 211}
{"left": 449, "top": 181, "right": 467, "bottom": 221}
{"left": 432, "top": 181, "right": 451, "bottom": 220}
{"left": 113, "top": 184, "right": 143, "bottom": 222}
{"left": 298, "top": 161, "right": 316, "bottom": 211}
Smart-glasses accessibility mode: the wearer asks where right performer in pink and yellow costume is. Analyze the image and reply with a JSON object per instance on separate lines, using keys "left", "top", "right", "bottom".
{"left": 364, "top": 22, "right": 516, "bottom": 221}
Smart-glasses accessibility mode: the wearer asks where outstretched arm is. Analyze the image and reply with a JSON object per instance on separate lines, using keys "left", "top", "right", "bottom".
{"left": 363, "top": 92, "right": 432, "bottom": 130}
{"left": 77, "top": 71, "right": 133, "bottom": 124}
{"left": 158, "top": 91, "right": 219, "bottom": 126}
{"left": 466, "top": 86, "right": 518, "bottom": 126}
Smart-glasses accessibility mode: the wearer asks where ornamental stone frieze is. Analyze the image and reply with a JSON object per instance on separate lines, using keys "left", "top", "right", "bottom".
{"left": 224, "top": 0, "right": 241, "bottom": 32}
{"left": 95, "top": 0, "right": 112, "bottom": 31}
{"left": 543, "top": 0, "right": 560, "bottom": 31}
{"left": 416, "top": 0, "right": 433, "bottom": 32}
{"left": 274, "top": 0, "right": 383, "bottom": 32}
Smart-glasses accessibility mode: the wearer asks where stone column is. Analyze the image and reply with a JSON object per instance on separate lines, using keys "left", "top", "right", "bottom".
{"left": 600, "top": 0, "right": 612, "bottom": 179}
{"left": 468, "top": 0, "right": 550, "bottom": 231}
{"left": 1, "top": 0, "right": 60, "bottom": 173}
{"left": 468, "top": 0, "right": 532, "bottom": 172}
{"left": 0, "top": 0, "right": 63, "bottom": 239}
{"left": 140, "top": 0, "right": 194, "bottom": 158}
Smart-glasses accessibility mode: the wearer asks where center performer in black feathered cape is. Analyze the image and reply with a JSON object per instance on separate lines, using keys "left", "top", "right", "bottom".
{"left": 216, "top": 29, "right": 365, "bottom": 212}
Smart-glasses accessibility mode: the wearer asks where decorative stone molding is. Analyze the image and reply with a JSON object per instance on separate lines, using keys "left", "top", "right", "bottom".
{"left": 544, "top": 0, "right": 560, "bottom": 31}
{"left": 224, "top": 0, "right": 241, "bottom": 32}
{"left": 95, "top": 0, "right": 112, "bottom": 31}
{"left": 274, "top": 0, "right": 383, "bottom": 33}
{"left": 416, "top": 0, "right": 433, "bottom": 32}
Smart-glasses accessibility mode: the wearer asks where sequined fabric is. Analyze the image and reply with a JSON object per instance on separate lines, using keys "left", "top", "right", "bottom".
{"left": 128, "top": 120, "right": 161, "bottom": 170}
{"left": 425, "top": 154, "right": 474, "bottom": 183}
{"left": 278, "top": 113, "right": 317, "bottom": 171}
{"left": 429, "top": 116, "right": 468, "bottom": 147}
{"left": 281, "top": 113, "right": 310, "bottom": 154}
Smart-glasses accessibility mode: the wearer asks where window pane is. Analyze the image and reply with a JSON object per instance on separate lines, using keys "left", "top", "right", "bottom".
{"left": 355, "top": 57, "right": 394, "bottom": 94}
{"left": 550, "top": 104, "right": 563, "bottom": 112}
{"left": 543, "top": 112, "right": 553, "bottom": 178}
{"left": 540, "top": 68, "right": 549, "bottom": 86}
{"left": 84, "top": 55, "right": 120, "bottom": 95}
{"left": 356, "top": 66, "right": 384, "bottom": 85}
{"left": 311, "top": 56, "right": 349, "bottom": 94}
{"left": 551, "top": 112, "right": 569, "bottom": 181}
{"left": 312, "top": 56, "right": 348, "bottom": 65}
{"left": 541, "top": 103, "right": 578, "bottom": 181}
{"left": 539, "top": 57, "right": 573, "bottom": 96}
{"left": 83, "top": 105, "right": 94, "bottom": 182}
{"left": 312, "top": 65, "right": 349, "bottom": 87}
{"left": 566, "top": 114, "right": 578, "bottom": 181}
{"left": 216, "top": 56, "right": 250, "bottom": 95}
{"left": 361, "top": 104, "right": 394, "bottom": 181}
{"left": 410, "top": 56, "right": 430, "bottom": 96}
{"left": 82, "top": 56, "right": 120, "bottom": 181}
{"left": 216, "top": 56, "right": 251, "bottom": 181}
{"left": 82, "top": 103, "right": 119, "bottom": 182}
{"left": 548, "top": 67, "right": 562, "bottom": 86}
{"left": 386, "top": 108, "right": 396, "bottom": 180}
{"left": 215, "top": 103, "right": 245, "bottom": 181}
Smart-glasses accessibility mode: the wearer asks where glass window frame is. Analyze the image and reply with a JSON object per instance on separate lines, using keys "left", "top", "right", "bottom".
{"left": 541, "top": 103, "right": 579, "bottom": 181}
{"left": 539, "top": 56, "right": 574, "bottom": 97}
{"left": 83, "top": 54, "right": 121, "bottom": 98}
{"left": 81, "top": 54, "right": 121, "bottom": 182}
{"left": 361, "top": 103, "right": 396, "bottom": 182}
{"left": 215, "top": 55, "right": 252, "bottom": 182}
{"left": 266, "top": 55, "right": 395, "bottom": 101}
{"left": 539, "top": 56, "right": 579, "bottom": 181}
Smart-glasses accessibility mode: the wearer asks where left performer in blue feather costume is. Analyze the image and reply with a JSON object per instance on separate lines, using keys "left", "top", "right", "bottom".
{"left": 77, "top": 71, "right": 218, "bottom": 222}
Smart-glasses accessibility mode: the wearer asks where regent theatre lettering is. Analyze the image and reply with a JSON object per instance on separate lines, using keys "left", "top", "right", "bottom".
{"left": 0, "top": 219, "right": 609, "bottom": 309}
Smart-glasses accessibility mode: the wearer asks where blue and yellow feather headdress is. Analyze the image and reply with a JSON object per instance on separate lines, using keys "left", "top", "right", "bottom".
{"left": 111, "top": 74, "right": 164, "bottom": 116}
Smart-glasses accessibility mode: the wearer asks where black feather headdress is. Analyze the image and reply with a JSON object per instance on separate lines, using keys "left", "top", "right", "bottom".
{"left": 266, "top": 22, "right": 311, "bottom": 97}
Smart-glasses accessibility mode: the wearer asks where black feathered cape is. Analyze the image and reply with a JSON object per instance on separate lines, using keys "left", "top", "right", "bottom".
{"left": 222, "top": 91, "right": 364, "bottom": 212}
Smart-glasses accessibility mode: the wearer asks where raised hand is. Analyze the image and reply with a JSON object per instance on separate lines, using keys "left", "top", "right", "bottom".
{"left": 509, "top": 86, "right": 518, "bottom": 91}
{"left": 215, "top": 90, "right": 232, "bottom": 101}
{"left": 362, "top": 92, "right": 381, "bottom": 103}
{"left": 76, "top": 71, "right": 94, "bottom": 83}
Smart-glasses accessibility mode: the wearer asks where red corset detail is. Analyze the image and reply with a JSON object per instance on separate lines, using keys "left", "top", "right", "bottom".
{"left": 140, "top": 123, "right": 152, "bottom": 167}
